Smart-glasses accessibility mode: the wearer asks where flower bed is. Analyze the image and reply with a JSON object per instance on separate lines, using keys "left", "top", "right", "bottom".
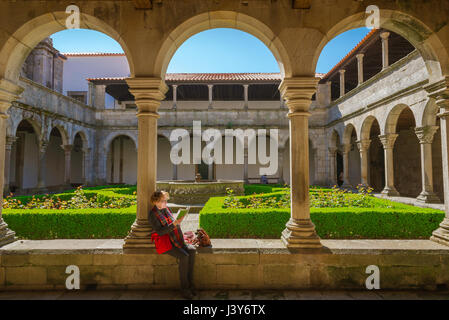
{"left": 199, "top": 187, "right": 445, "bottom": 239}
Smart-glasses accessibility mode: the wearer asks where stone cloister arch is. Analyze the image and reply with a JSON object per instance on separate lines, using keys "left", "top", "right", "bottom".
{"left": 1, "top": 1, "right": 449, "bottom": 249}
{"left": 341, "top": 123, "right": 361, "bottom": 187}
{"left": 360, "top": 116, "right": 384, "bottom": 192}
{"left": 106, "top": 134, "right": 137, "bottom": 185}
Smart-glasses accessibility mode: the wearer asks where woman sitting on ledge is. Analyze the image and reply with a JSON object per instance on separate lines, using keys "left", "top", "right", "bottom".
{"left": 148, "top": 190, "right": 197, "bottom": 300}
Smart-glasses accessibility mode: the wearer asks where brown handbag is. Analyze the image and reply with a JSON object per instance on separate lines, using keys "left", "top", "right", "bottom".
{"left": 192, "top": 228, "right": 212, "bottom": 247}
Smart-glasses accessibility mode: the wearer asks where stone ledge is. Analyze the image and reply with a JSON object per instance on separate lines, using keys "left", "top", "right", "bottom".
{"left": 1, "top": 239, "right": 449, "bottom": 255}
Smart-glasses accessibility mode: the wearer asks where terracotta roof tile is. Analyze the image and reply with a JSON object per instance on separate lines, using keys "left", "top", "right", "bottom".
{"left": 322, "top": 28, "right": 379, "bottom": 80}
{"left": 87, "top": 73, "right": 324, "bottom": 82}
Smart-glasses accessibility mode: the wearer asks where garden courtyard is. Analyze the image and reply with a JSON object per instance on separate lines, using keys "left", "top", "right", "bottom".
{"left": 2, "top": 184, "right": 445, "bottom": 241}
{"left": 1, "top": 185, "right": 449, "bottom": 292}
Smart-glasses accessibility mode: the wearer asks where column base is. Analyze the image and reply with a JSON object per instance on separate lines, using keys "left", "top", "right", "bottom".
{"left": 416, "top": 192, "right": 441, "bottom": 204}
{"left": 123, "top": 218, "right": 156, "bottom": 254}
{"left": 0, "top": 219, "right": 17, "bottom": 247}
{"left": 281, "top": 218, "right": 322, "bottom": 249}
{"left": 381, "top": 187, "right": 400, "bottom": 197}
{"left": 430, "top": 218, "right": 449, "bottom": 247}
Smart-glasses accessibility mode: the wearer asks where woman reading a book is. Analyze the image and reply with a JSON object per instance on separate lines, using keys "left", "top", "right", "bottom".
{"left": 148, "top": 190, "right": 197, "bottom": 299}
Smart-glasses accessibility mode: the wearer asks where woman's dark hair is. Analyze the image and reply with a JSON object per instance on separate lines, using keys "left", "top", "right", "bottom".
{"left": 151, "top": 190, "right": 169, "bottom": 205}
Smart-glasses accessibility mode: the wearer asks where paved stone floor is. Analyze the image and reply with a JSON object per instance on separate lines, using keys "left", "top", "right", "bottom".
{"left": 0, "top": 289, "right": 448, "bottom": 300}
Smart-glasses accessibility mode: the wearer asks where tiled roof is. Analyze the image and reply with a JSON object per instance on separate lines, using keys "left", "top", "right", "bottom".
{"left": 87, "top": 73, "right": 324, "bottom": 82}
{"left": 62, "top": 53, "right": 126, "bottom": 57}
{"left": 322, "top": 28, "right": 379, "bottom": 79}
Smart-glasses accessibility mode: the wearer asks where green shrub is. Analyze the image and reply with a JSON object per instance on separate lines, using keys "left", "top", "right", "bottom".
{"left": 2, "top": 207, "right": 136, "bottom": 239}
{"left": 199, "top": 196, "right": 445, "bottom": 239}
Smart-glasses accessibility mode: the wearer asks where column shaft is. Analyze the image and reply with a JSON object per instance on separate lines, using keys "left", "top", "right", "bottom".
{"left": 415, "top": 126, "right": 440, "bottom": 203}
{"left": 4, "top": 136, "right": 15, "bottom": 195}
{"left": 62, "top": 144, "right": 73, "bottom": 186}
{"left": 357, "top": 140, "right": 371, "bottom": 187}
{"left": 279, "top": 77, "right": 321, "bottom": 249}
{"left": 123, "top": 77, "right": 167, "bottom": 253}
{"left": 328, "top": 147, "right": 338, "bottom": 186}
{"left": 341, "top": 144, "right": 352, "bottom": 188}
{"left": 379, "top": 134, "right": 399, "bottom": 196}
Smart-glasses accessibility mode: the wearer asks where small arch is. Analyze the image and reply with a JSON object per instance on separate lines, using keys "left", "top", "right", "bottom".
{"left": 154, "top": 11, "right": 291, "bottom": 79}
{"left": 0, "top": 12, "right": 134, "bottom": 83}
{"left": 71, "top": 130, "right": 89, "bottom": 149}
{"left": 343, "top": 123, "right": 358, "bottom": 146}
{"left": 104, "top": 132, "right": 137, "bottom": 155}
{"left": 312, "top": 10, "right": 448, "bottom": 81}
{"left": 385, "top": 104, "right": 416, "bottom": 135}
{"left": 360, "top": 115, "right": 380, "bottom": 141}
{"left": 47, "top": 125, "right": 69, "bottom": 146}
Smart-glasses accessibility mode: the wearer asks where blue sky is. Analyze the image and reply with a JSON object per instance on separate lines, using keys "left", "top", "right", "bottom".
{"left": 51, "top": 27, "right": 370, "bottom": 74}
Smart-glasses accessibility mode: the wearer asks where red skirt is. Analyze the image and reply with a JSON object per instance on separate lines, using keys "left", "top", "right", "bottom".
{"left": 151, "top": 232, "right": 173, "bottom": 254}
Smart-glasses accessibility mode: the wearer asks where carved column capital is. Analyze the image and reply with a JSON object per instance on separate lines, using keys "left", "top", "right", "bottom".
{"left": 342, "top": 144, "right": 351, "bottom": 154}
{"left": 278, "top": 77, "right": 320, "bottom": 113}
{"left": 356, "top": 139, "right": 371, "bottom": 151}
{"left": 62, "top": 144, "right": 73, "bottom": 153}
{"left": 125, "top": 77, "right": 167, "bottom": 116}
{"left": 328, "top": 147, "right": 338, "bottom": 155}
{"left": 5, "top": 136, "right": 16, "bottom": 149}
{"left": 379, "top": 134, "right": 398, "bottom": 149}
{"left": 39, "top": 140, "right": 49, "bottom": 153}
{"left": 415, "top": 126, "right": 439, "bottom": 144}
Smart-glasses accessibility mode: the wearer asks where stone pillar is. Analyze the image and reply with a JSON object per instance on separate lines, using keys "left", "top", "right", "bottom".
{"left": 328, "top": 147, "right": 338, "bottom": 186}
{"left": 279, "top": 77, "right": 321, "bottom": 249}
{"left": 380, "top": 32, "right": 390, "bottom": 70}
{"left": 426, "top": 78, "right": 449, "bottom": 246}
{"left": 415, "top": 126, "right": 441, "bottom": 203}
{"left": 356, "top": 53, "right": 364, "bottom": 85}
{"left": 339, "top": 69, "right": 346, "bottom": 98}
{"left": 341, "top": 144, "right": 352, "bottom": 188}
{"left": 208, "top": 84, "right": 213, "bottom": 110}
{"left": 357, "top": 139, "right": 371, "bottom": 187}
{"left": 82, "top": 147, "right": 91, "bottom": 185}
{"left": 172, "top": 84, "right": 177, "bottom": 110}
{"left": 94, "top": 84, "right": 106, "bottom": 109}
{"left": 36, "top": 139, "right": 48, "bottom": 192}
{"left": 4, "top": 136, "right": 16, "bottom": 195}
{"left": 0, "top": 79, "right": 23, "bottom": 246}
{"left": 243, "top": 147, "right": 249, "bottom": 183}
{"left": 123, "top": 77, "right": 167, "bottom": 253}
{"left": 208, "top": 164, "right": 214, "bottom": 180}
{"left": 88, "top": 82, "right": 95, "bottom": 106}
{"left": 243, "top": 84, "right": 249, "bottom": 110}
{"left": 62, "top": 144, "right": 73, "bottom": 187}
{"left": 379, "top": 134, "right": 399, "bottom": 196}
{"left": 278, "top": 146, "right": 285, "bottom": 185}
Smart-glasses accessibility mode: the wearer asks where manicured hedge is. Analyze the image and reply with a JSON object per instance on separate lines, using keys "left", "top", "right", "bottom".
{"left": 3, "top": 207, "right": 136, "bottom": 239}
{"left": 199, "top": 196, "right": 445, "bottom": 239}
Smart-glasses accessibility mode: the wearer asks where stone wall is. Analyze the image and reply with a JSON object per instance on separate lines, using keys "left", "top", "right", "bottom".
{"left": 1, "top": 239, "right": 449, "bottom": 291}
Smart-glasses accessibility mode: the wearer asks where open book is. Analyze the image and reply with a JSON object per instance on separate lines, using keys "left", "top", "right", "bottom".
{"left": 175, "top": 206, "right": 190, "bottom": 221}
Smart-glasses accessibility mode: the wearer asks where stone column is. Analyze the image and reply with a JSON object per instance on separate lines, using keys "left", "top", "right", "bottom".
{"left": 328, "top": 147, "right": 338, "bottom": 186}
{"left": 415, "top": 126, "right": 441, "bottom": 203}
{"left": 82, "top": 147, "right": 91, "bottom": 185}
{"left": 4, "top": 136, "right": 16, "bottom": 195}
{"left": 379, "top": 134, "right": 399, "bottom": 196}
{"left": 341, "top": 144, "right": 352, "bottom": 188}
{"left": 62, "top": 144, "right": 73, "bottom": 187}
{"left": 36, "top": 139, "right": 49, "bottom": 192}
{"left": 356, "top": 53, "right": 364, "bottom": 85}
{"left": 426, "top": 78, "right": 449, "bottom": 246}
{"left": 279, "top": 77, "right": 321, "bottom": 249}
{"left": 243, "top": 147, "right": 249, "bottom": 183}
{"left": 172, "top": 84, "right": 177, "bottom": 110}
{"left": 123, "top": 77, "right": 167, "bottom": 253}
{"left": 278, "top": 146, "right": 285, "bottom": 185}
{"left": 0, "top": 79, "right": 23, "bottom": 246}
{"left": 357, "top": 139, "right": 371, "bottom": 187}
{"left": 243, "top": 84, "right": 249, "bottom": 110}
{"left": 380, "top": 32, "right": 390, "bottom": 70}
{"left": 339, "top": 69, "right": 346, "bottom": 98}
{"left": 208, "top": 84, "right": 213, "bottom": 110}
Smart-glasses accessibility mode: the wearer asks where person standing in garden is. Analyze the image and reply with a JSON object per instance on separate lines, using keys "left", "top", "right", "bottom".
{"left": 148, "top": 190, "right": 197, "bottom": 299}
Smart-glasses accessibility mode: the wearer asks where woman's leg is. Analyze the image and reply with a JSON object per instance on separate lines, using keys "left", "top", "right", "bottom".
{"left": 165, "top": 247, "right": 190, "bottom": 290}
{"left": 184, "top": 244, "right": 197, "bottom": 288}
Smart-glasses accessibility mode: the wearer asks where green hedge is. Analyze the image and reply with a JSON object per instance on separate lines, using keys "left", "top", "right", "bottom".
{"left": 199, "top": 196, "right": 445, "bottom": 239}
{"left": 3, "top": 207, "right": 136, "bottom": 239}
